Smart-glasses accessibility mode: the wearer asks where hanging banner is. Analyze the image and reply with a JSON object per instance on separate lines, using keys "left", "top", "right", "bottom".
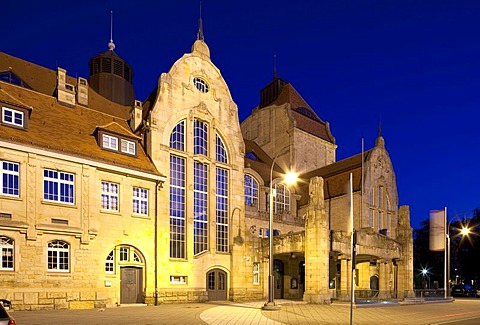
{"left": 429, "top": 209, "right": 445, "bottom": 251}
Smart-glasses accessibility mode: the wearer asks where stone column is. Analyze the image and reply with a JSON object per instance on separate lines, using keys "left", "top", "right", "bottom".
{"left": 396, "top": 205, "right": 414, "bottom": 299}
{"left": 379, "top": 260, "right": 386, "bottom": 298}
{"left": 303, "top": 177, "right": 331, "bottom": 304}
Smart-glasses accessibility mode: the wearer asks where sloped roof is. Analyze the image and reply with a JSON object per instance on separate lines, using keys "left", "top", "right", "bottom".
{"left": 244, "top": 139, "right": 285, "bottom": 184}
{"left": 269, "top": 83, "right": 335, "bottom": 144}
{"left": 0, "top": 80, "right": 161, "bottom": 177}
{"left": 297, "top": 150, "right": 373, "bottom": 206}
{"left": 0, "top": 52, "right": 131, "bottom": 120}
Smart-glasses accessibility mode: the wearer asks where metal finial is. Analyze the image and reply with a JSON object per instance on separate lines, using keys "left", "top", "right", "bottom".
{"left": 273, "top": 52, "right": 277, "bottom": 79}
{"left": 378, "top": 117, "right": 382, "bottom": 137}
{"left": 197, "top": 1, "right": 204, "bottom": 41}
{"left": 108, "top": 10, "right": 115, "bottom": 51}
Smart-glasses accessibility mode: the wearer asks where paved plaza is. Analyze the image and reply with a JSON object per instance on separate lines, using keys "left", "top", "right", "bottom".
{"left": 10, "top": 299, "right": 480, "bottom": 325}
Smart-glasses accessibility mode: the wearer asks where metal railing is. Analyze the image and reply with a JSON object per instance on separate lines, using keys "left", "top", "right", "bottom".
{"left": 334, "top": 290, "right": 399, "bottom": 302}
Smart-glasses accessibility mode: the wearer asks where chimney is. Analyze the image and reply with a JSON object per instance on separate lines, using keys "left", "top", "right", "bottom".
{"left": 130, "top": 99, "right": 143, "bottom": 131}
{"left": 76, "top": 77, "right": 89, "bottom": 106}
{"left": 57, "top": 67, "right": 76, "bottom": 107}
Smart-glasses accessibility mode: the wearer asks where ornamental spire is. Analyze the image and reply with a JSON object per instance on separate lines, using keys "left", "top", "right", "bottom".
{"left": 197, "top": 1, "right": 204, "bottom": 41}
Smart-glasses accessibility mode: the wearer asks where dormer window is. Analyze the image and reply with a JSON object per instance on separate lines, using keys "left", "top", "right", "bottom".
{"left": 2, "top": 107, "right": 24, "bottom": 128}
{"left": 102, "top": 134, "right": 118, "bottom": 150}
{"left": 99, "top": 132, "right": 137, "bottom": 156}
{"left": 121, "top": 139, "right": 136, "bottom": 155}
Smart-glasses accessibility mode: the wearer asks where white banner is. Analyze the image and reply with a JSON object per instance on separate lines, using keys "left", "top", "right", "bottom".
{"left": 429, "top": 209, "right": 445, "bottom": 251}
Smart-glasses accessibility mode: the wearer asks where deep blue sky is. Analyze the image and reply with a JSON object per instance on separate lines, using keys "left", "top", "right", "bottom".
{"left": 4, "top": 0, "right": 480, "bottom": 229}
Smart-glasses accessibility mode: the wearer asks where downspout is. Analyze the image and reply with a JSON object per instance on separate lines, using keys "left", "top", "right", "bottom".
{"left": 154, "top": 180, "right": 159, "bottom": 306}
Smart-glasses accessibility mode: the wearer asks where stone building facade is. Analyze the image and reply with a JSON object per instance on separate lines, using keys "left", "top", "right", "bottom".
{"left": 0, "top": 25, "right": 413, "bottom": 310}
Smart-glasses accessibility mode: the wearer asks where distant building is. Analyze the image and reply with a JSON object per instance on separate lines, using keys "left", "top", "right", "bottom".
{"left": 0, "top": 23, "right": 413, "bottom": 310}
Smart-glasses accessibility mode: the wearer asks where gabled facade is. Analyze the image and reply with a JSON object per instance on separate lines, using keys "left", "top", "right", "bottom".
{"left": 0, "top": 24, "right": 413, "bottom": 311}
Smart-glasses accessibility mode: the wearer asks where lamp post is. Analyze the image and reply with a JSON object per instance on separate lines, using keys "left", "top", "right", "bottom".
{"left": 445, "top": 212, "right": 469, "bottom": 298}
{"left": 262, "top": 154, "right": 296, "bottom": 310}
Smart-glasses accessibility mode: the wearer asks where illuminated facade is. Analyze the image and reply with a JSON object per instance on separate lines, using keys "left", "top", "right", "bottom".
{"left": 0, "top": 27, "right": 413, "bottom": 310}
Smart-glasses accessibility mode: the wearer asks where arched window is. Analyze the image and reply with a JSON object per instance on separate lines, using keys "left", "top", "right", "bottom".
{"left": 169, "top": 119, "right": 230, "bottom": 257}
{"left": 47, "top": 240, "right": 69, "bottom": 272}
{"left": 170, "top": 120, "right": 185, "bottom": 151}
{"left": 105, "top": 250, "right": 114, "bottom": 274}
{"left": 0, "top": 236, "right": 14, "bottom": 270}
{"left": 169, "top": 121, "right": 186, "bottom": 259}
{"left": 274, "top": 183, "right": 290, "bottom": 214}
{"left": 216, "top": 134, "right": 228, "bottom": 163}
{"left": 215, "top": 134, "right": 229, "bottom": 252}
{"left": 194, "top": 119, "right": 208, "bottom": 155}
{"left": 244, "top": 174, "right": 259, "bottom": 207}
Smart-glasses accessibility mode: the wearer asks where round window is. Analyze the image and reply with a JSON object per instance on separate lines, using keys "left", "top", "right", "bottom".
{"left": 193, "top": 77, "right": 209, "bottom": 93}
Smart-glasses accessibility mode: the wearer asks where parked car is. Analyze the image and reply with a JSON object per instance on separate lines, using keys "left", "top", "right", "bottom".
{"left": 451, "top": 284, "right": 476, "bottom": 297}
{"left": 0, "top": 300, "right": 16, "bottom": 325}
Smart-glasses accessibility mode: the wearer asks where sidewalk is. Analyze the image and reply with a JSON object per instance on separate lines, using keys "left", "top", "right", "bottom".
{"left": 10, "top": 298, "right": 480, "bottom": 325}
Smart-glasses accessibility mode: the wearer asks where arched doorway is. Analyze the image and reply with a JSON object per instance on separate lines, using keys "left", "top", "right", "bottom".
{"left": 106, "top": 245, "right": 145, "bottom": 304}
{"left": 207, "top": 269, "right": 227, "bottom": 301}
{"left": 370, "top": 275, "right": 379, "bottom": 297}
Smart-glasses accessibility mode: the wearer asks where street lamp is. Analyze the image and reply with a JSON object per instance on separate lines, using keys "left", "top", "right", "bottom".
{"left": 262, "top": 155, "right": 297, "bottom": 310}
{"left": 421, "top": 268, "right": 430, "bottom": 289}
{"left": 445, "top": 213, "right": 470, "bottom": 298}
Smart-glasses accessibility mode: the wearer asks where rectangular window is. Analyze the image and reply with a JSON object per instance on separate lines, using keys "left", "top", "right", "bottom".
{"left": 0, "top": 237, "right": 14, "bottom": 271}
{"left": 102, "top": 134, "right": 118, "bottom": 150}
{"left": 2, "top": 107, "right": 24, "bottom": 127}
{"left": 43, "top": 169, "right": 74, "bottom": 204}
{"left": 133, "top": 187, "right": 148, "bottom": 215}
{"left": 121, "top": 139, "right": 136, "bottom": 155}
{"left": 101, "top": 181, "right": 119, "bottom": 211}
{"left": 1, "top": 161, "right": 19, "bottom": 197}
{"left": 119, "top": 247, "right": 129, "bottom": 261}
{"left": 216, "top": 167, "right": 228, "bottom": 253}
{"left": 253, "top": 262, "right": 260, "bottom": 285}
{"left": 194, "top": 162, "right": 208, "bottom": 255}
{"left": 170, "top": 275, "right": 187, "bottom": 284}
{"left": 170, "top": 155, "right": 186, "bottom": 259}
{"left": 378, "top": 211, "right": 383, "bottom": 231}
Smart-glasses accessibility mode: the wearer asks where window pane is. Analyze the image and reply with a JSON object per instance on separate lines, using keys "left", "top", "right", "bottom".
{"left": 194, "top": 120, "right": 208, "bottom": 155}
{"left": 194, "top": 162, "right": 208, "bottom": 254}
{"left": 170, "top": 155, "right": 186, "bottom": 258}
{"left": 169, "top": 121, "right": 185, "bottom": 151}
{"left": 43, "top": 169, "right": 74, "bottom": 204}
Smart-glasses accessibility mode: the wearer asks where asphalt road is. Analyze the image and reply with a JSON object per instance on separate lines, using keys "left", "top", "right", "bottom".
{"left": 9, "top": 298, "right": 480, "bottom": 325}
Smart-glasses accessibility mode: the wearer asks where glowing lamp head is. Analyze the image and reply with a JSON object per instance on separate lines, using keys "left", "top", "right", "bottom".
{"left": 461, "top": 227, "right": 470, "bottom": 236}
{"left": 284, "top": 171, "right": 298, "bottom": 185}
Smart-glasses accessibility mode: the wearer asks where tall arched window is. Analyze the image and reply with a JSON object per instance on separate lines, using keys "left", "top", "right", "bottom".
{"left": 274, "top": 183, "right": 290, "bottom": 214}
{"left": 216, "top": 135, "right": 229, "bottom": 253}
{"left": 244, "top": 174, "right": 259, "bottom": 207}
{"left": 169, "top": 119, "right": 230, "bottom": 257}
{"left": 0, "top": 236, "right": 14, "bottom": 270}
{"left": 194, "top": 119, "right": 209, "bottom": 255}
{"left": 170, "top": 121, "right": 186, "bottom": 259}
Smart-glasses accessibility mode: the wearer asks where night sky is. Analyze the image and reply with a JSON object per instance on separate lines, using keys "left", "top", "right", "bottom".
{"left": 4, "top": 0, "right": 480, "bottom": 229}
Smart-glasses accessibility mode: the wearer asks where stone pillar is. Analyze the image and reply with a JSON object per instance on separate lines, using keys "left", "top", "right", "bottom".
{"left": 303, "top": 177, "right": 331, "bottom": 304}
{"left": 379, "top": 260, "right": 386, "bottom": 298}
{"left": 396, "top": 205, "right": 414, "bottom": 299}
{"left": 341, "top": 259, "right": 352, "bottom": 300}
